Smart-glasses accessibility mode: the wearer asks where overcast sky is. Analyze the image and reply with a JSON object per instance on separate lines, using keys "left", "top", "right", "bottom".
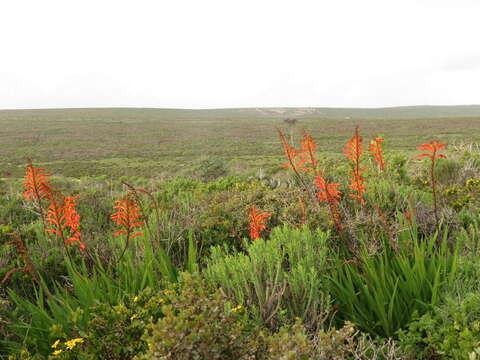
{"left": 1, "top": 0, "right": 480, "bottom": 109}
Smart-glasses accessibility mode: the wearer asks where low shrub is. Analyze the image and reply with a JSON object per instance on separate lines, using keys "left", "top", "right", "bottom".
{"left": 46, "top": 288, "right": 167, "bottom": 360}
{"left": 138, "top": 274, "right": 261, "bottom": 360}
{"left": 204, "top": 225, "right": 331, "bottom": 330}
{"left": 399, "top": 292, "right": 480, "bottom": 359}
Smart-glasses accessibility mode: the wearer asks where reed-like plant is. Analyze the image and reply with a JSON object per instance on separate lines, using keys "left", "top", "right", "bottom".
{"left": 330, "top": 215, "right": 459, "bottom": 337}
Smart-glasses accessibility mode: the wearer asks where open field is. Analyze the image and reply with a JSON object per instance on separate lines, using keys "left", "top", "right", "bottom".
{"left": 1, "top": 106, "right": 480, "bottom": 179}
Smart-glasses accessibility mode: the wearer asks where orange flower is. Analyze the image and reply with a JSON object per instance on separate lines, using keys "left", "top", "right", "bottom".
{"left": 111, "top": 198, "right": 144, "bottom": 241}
{"left": 369, "top": 137, "right": 387, "bottom": 171}
{"left": 278, "top": 128, "right": 320, "bottom": 174}
{"left": 45, "top": 193, "right": 84, "bottom": 249}
{"left": 314, "top": 175, "right": 343, "bottom": 230}
{"left": 298, "top": 129, "right": 319, "bottom": 172}
{"left": 343, "top": 126, "right": 366, "bottom": 205}
{"left": 23, "top": 163, "right": 51, "bottom": 201}
{"left": 415, "top": 141, "right": 446, "bottom": 225}
{"left": 278, "top": 128, "right": 306, "bottom": 172}
{"left": 416, "top": 141, "right": 446, "bottom": 160}
{"left": 314, "top": 176, "right": 341, "bottom": 205}
{"left": 248, "top": 206, "right": 271, "bottom": 240}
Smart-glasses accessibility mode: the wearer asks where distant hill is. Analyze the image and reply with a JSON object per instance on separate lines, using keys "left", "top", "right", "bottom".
{"left": 248, "top": 105, "right": 480, "bottom": 119}
{"left": 2, "top": 105, "right": 480, "bottom": 120}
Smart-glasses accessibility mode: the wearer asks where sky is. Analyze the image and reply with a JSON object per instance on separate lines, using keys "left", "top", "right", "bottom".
{"left": 1, "top": 0, "right": 480, "bottom": 109}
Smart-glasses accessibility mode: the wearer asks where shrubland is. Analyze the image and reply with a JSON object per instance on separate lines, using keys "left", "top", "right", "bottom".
{"left": 1, "top": 125, "right": 480, "bottom": 359}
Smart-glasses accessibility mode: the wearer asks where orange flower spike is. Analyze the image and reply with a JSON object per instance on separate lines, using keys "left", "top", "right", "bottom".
{"left": 45, "top": 194, "right": 66, "bottom": 238}
{"left": 343, "top": 126, "right": 363, "bottom": 162}
{"left": 343, "top": 126, "right": 366, "bottom": 205}
{"left": 63, "top": 196, "right": 81, "bottom": 231}
{"left": 62, "top": 196, "right": 83, "bottom": 248}
{"left": 277, "top": 128, "right": 306, "bottom": 171}
{"left": 314, "top": 176, "right": 341, "bottom": 205}
{"left": 369, "top": 137, "right": 387, "bottom": 171}
{"left": 299, "top": 129, "right": 319, "bottom": 172}
{"left": 416, "top": 141, "right": 447, "bottom": 160}
{"left": 248, "top": 206, "right": 271, "bottom": 240}
{"left": 111, "top": 198, "right": 144, "bottom": 241}
{"left": 45, "top": 193, "right": 84, "bottom": 249}
{"left": 415, "top": 141, "right": 446, "bottom": 225}
{"left": 23, "top": 163, "right": 52, "bottom": 201}
{"left": 314, "top": 175, "right": 343, "bottom": 230}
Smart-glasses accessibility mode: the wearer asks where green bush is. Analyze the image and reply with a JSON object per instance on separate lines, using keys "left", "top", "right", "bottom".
{"left": 204, "top": 225, "right": 331, "bottom": 330}
{"left": 49, "top": 288, "right": 167, "bottom": 360}
{"left": 263, "top": 320, "right": 313, "bottom": 359}
{"left": 138, "top": 274, "right": 261, "bottom": 360}
{"left": 398, "top": 292, "right": 480, "bottom": 359}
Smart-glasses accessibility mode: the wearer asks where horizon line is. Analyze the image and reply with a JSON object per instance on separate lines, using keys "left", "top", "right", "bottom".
{"left": 1, "top": 104, "right": 480, "bottom": 111}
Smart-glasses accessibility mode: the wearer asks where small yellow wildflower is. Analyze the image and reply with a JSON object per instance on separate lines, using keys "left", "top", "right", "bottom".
{"left": 52, "top": 349, "right": 63, "bottom": 356}
{"left": 133, "top": 296, "right": 139, "bottom": 303}
{"left": 51, "top": 340, "right": 61, "bottom": 349}
{"left": 130, "top": 313, "right": 140, "bottom": 321}
{"left": 64, "top": 337, "right": 84, "bottom": 350}
{"left": 231, "top": 305, "right": 243, "bottom": 312}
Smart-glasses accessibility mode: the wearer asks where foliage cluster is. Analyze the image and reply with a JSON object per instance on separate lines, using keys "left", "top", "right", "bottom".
{"left": 1, "top": 125, "right": 480, "bottom": 359}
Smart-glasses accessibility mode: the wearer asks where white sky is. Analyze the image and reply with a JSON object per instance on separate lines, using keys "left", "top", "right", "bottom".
{"left": 1, "top": 0, "right": 480, "bottom": 109}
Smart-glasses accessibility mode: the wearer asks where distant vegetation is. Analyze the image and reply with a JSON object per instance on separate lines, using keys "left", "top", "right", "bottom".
{"left": 1, "top": 106, "right": 479, "bottom": 180}
{"left": 1, "top": 109, "right": 480, "bottom": 359}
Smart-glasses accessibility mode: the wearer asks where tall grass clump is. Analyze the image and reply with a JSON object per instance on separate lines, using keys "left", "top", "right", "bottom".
{"left": 330, "top": 216, "right": 459, "bottom": 337}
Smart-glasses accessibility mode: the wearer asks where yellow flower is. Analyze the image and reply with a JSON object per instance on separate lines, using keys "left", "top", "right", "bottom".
{"left": 130, "top": 313, "right": 140, "bottom": 321}
{"left": 64, "top": 337, "right": 84, "bottom": 350}
{"left": 231, "top": 305, "right": 243, "bottom": 312}
{"left": 51, "top": 340, "right": 61, "bottom": 349}
{"left": 52, "top": 349, "right": 63, "bottom": 356}
{"left": 133, "top": 296, "right": 140, "bottom": 303}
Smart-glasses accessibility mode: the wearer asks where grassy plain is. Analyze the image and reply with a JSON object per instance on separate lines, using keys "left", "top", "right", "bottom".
{"left": 1, "top": 106, "right": 480, "bottom": 179}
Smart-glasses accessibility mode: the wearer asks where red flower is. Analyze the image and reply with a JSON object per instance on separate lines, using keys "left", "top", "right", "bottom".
{"left": 278, "top": 129, "right": 306, "bottom": 172}
{"left": 343, "top": 126, "right": 366, "bottom": 205}
{"left": 45, "top": 193, "right": 84, "bottom": 249}
{"left": 369, "top": 137, "right": 387, "bottom": 171}
{"left": 111, "top": 198, "right": 144, "bottom": 241}
{"left": 248, "top": 206, "right": 271, "bottom": 240}
{"left": 314, "top": 176, "right": 341, "bottom": 205}
{"left": 23, "top": 163, "right": 51, "bottom": 201}
{"left": 314, "top": 175, "right": 343, "bottom": 230}
{"left": 298, "top": 129, "right": 319, "bottom": 172}
{"left": 278, "top": 128, "right": 319, "bottom": 173}
{"left": 415, "top": 141, "right": 446, "bottom": 225}
{"left": 416, "top": 141, "right": 446, "bottom": 160}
